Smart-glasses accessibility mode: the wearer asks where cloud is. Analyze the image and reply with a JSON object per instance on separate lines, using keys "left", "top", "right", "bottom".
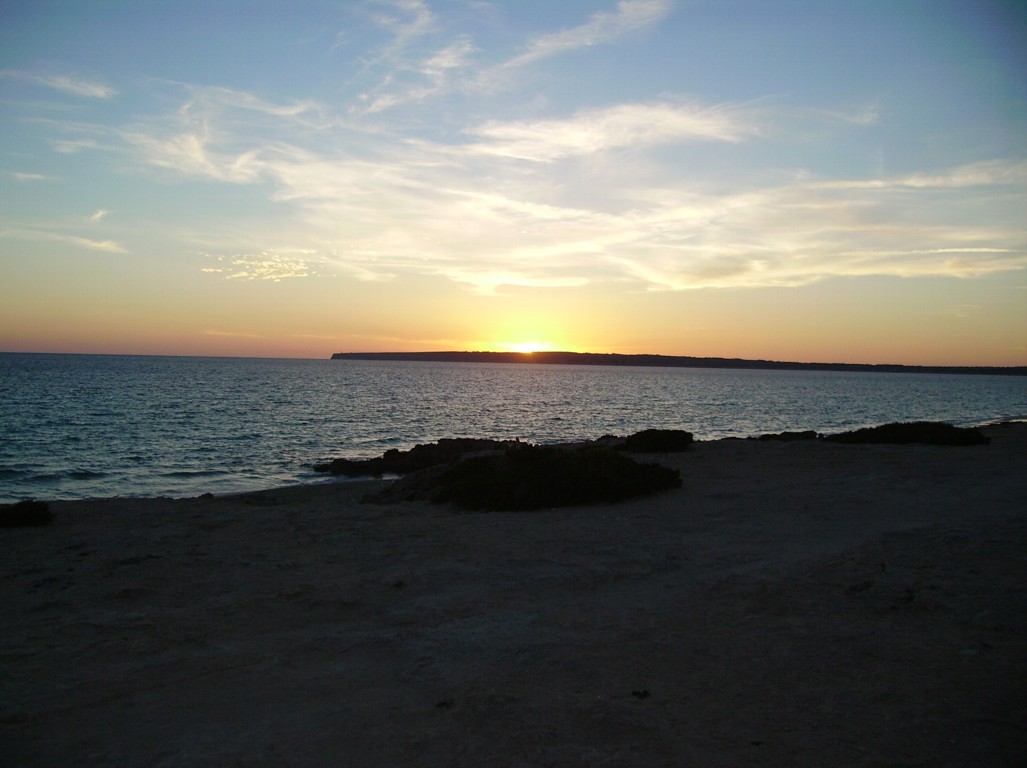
{"left": 0, "top": 228, "right": 127, "bottom": 253}
{"left": 52, "top": 138, "right": 103, "bottom": 154}
{"left": 814, "top": 159, "right": 1027, "bottom": 190}
{"left": 89, "top": 210, "right": 110, "bottom": 223}
{"left": 123, "top": 128, "right": 265, "bottom": 183}
{"left": 498, "top": 0, "right": 672, "bottom": 71}
{"left": 349, "top": 0, "right": 437, "bottom": 98}
{"left": 464, "top": 101, "right": 759, "bottom": 161}
{"left": 440, "top": 268, "right": 590, "bottom": 295}
{"left": 1, "top": 70, "right": 116, "bottom": 98}
{"left": 355, "top": 1, "right": 672, "bottom": 113}
{"left": 41, "top": 75, "right": 117, "bottom": 99}
{"left": 202, "top": 250, "right": 315, "bottom": 281}
{"left": 119, "top": 84, "right": 328, "bottom": 182}
{"left": 808, "top": 103, "right": 880, "bottom": 126}
{"left": 179, "top": 84, "right": 319, "bottom": 119}
{"left": 591, "top": 161, "right": 1027, "bottom": 290}
{"left": 360, "top": 36, "right": 476, "bottom": 113}
{"left": 102, "top": 76, "right": 1022, "bottom": 296}
{"left": 9, "top": 171, "right": 48, "bottom": 181}
{"left": 421, "top": 37, "right": 476, "bottom": 76}
{"left": 371, "top": 0, "right": 436, "bottom": 54}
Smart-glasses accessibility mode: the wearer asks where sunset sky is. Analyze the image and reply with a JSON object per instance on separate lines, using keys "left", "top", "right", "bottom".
{"left": 1, "top": 0, "right": 1025, "bottom": 365}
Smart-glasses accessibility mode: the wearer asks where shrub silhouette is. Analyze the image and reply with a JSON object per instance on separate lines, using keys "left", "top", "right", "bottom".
{"left": 1, "top": 499, "right": 53, "bottom": 528}
{"left": 619, "top": 429, "right": 694, "bottom": 452}
{"left": 824, "top": 421, "right": 988, "bottom": 446}
{"left": 426, "top": 444, "right": 681, "bottom": 511}
{"left": 314, "top": 438, "right": 513, "bottom": 476}
{"left": 756, "top": 430, "right": 820, "bottom": 442}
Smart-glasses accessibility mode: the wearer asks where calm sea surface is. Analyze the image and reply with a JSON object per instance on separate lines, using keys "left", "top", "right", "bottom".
{"left": 2, "top": 353, "right": 1025, "bottom": 502}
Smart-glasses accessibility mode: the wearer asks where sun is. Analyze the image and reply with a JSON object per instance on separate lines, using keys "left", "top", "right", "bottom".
{"left": 505, "top": 341, "right": 554, "bottom": 354}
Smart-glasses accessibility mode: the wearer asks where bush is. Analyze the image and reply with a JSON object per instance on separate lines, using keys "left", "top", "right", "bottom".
{"left": 756, "top": 430, "right": 820, "bottom": 442}
{"left": 314, "top": 438, "right": 513, "bottom": 476}
{"left": 619, "top": 429, "right": 694, "bottom": 453}
{"left": 0, "top": 499, "right": 53, "bottom": 528}
{"left": 824, "top": 421, "right": 988, "bottom": 446}
{"left": 427, "top": 444, "right": 681, "bottom": 511}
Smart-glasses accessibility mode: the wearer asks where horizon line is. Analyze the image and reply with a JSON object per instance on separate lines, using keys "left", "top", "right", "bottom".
{"left": 331, "top": 350, "right": 1027, "bottom": 375}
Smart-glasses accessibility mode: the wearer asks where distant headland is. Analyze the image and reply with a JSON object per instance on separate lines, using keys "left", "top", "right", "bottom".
{"left": 331, "top": 351, "right": 1027, "bottom": 376}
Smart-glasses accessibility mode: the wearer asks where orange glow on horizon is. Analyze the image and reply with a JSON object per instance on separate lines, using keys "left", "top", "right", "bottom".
{"left": 502, "top": 341, "right": 556, "bottom": 354}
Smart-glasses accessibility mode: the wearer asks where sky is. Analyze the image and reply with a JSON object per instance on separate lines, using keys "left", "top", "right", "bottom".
{"left": 1, "top": 0, "right": 1025, "bottom": 365}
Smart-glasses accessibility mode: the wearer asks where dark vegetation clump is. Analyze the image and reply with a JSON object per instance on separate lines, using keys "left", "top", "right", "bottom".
{"left": 824, "top": 421, "right": 989, "bottom": 446}
{"left": 0, "top": 499, "right": 53, "bottom": 528}
{"left": 314, "top": 428, "right": 694, "bottom": 478}
{"left": 377, "top": 444, "right": 681, "bottom": 511}
{"left": 756, "top": 430, "right": 820, "bottom": 442}
{"left": 618, "top": 429, "right": 694, "bottom": 453}
{"left": 314, "top": 437, "right": 514, "bottom": 476}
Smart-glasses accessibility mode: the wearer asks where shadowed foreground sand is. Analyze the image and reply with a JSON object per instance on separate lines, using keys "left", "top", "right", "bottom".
{"left": 3, "top": 423, "right": 1026, "bottom": 767}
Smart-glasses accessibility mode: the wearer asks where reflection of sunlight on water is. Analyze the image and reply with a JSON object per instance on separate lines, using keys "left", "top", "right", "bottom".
{"left": 1, "top": 353, "right": 1025, "bottom": 501}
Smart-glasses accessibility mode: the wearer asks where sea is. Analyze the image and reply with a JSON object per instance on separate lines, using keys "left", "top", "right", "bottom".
{"left": 1, "top": 352, "right": 1025, "bottom": 503}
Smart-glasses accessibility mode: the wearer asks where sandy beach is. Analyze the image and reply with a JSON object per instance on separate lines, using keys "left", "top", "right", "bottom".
{"left": 3, "top": 423, "right": 1026, "bottom": 767}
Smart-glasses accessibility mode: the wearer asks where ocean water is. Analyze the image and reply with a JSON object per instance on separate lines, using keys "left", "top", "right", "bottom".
{"left": 1, "top": 352, "right": 1024, "bottom": 502}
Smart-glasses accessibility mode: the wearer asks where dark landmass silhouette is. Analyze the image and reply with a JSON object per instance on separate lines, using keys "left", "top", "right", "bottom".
{"left": 331, "top": 350, "right": 1026, "bottom": 376}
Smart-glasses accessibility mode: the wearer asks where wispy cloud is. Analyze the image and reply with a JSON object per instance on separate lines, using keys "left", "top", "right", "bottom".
{"left": 1, "top": 227, "right": 127, "bottom": 253}
{"left": 355, "top": 1, "right": 672, "bottom": 113}
{"left": 348, "top": 0, "right": 441, "bottom": 113}
{"left": 89, "top": 209, "right": 110, "bottom": 223}
{"left": 9, "top": 171, "right": 48, "bottom": 181}
{"left": 52, "top": 56, "right": 1017, "bottom": 298}
{"left": 43, "top": 75, "right": 117, "bottom": 99}
{"left": 592, "top": 161, "right": 1027, "bottom": 290}
{"left": 813, "top": 159, "right": 1027, "bottom": 190}
{"left": 122, "top": 80, "right": 1023, "bottom": 294}
{"left": 118, "top": 84, "right": 328, "bottom": 182}
{"left": 178, "top": 84, "right": 320, "bottom": 119}
{"left": 1, "top": 70, "right": 116, "bottom": 98}
{"left": 361, "top": 35, "right": 478, "bottom": 114}
{"left": 497, "top": 0, "right": 671, "bottom": 71}
{"left": 371, "top": 0, "right": 436, "bottom": 57}
{"left": 52, "top": 138, "right": 103, "bottom": 154}
{"left": 464, "top": 100, "right": 759, "bottom": 161}
{"left": 124, "top": 128, "right": 264, "bottom": 182}
{"left": 202, "top": 250, "right": 315, "bottom": 281}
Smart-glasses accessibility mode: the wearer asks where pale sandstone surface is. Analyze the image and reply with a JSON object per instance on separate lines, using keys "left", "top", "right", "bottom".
{"left": 2, "top": 423, "right": 1026, "bottom": 767}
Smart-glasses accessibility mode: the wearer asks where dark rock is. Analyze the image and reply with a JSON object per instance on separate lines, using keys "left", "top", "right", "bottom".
{"left": 756, "top": 430, "right": 820, "bottom": 442}
{"left": 618, "top": 429, "right": 694, "bottom": 453}
{"left": 823, "top": 421, "right": 989, "bottom": 446}
{"left": 1, "top": 499, "right": 53, "bottom": 528}
{"left": 314, "top": 438, "right": 516, "bottom": 476}
{"left": 373, "top": 443, "right": 681, "bottom": 511}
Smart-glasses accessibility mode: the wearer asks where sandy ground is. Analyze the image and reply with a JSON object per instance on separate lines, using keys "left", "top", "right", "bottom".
{"left": 2, "top": 423, "right": 1026, "bottom": 767}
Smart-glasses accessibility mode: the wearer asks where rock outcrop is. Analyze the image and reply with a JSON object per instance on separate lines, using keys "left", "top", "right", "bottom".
{"left": 369, "top": 443, "right": 682, "bottom": 511}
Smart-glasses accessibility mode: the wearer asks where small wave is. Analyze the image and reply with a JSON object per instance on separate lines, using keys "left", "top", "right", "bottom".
{"left": 28, "top": 469, "right": 109, "bottom": 482}
{"left": 69, "top": 470, "right": 109, "bottom": 480}
{"left": 160, "top": 470, "right": 225, "bottom": 479}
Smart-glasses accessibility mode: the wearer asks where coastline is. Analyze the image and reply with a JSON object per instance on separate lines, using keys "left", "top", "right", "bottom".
{"left": 3, "top": 423, "right": 1026, "bottom": 765}
{"left": 331, "top": 350, "right": 1027, "bottom": 376}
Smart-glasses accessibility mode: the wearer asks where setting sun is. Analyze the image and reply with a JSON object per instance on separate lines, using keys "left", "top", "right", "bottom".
{"left": 505, "top": 341, "right": 554, "bottom": 354}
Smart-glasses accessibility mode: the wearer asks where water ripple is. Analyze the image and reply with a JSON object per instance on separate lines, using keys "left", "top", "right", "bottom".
{"left": 1, "top": 353, "right": 1024, "bottom": 502}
